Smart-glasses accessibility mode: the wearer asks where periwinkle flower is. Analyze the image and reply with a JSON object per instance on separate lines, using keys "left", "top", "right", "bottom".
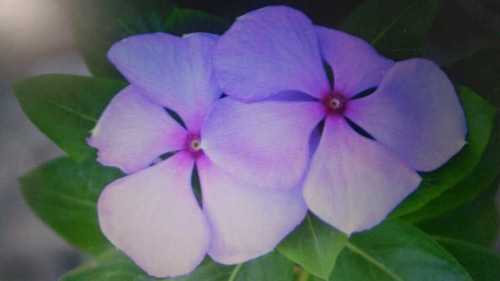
{"left": 210, "top": 6, "right": 467, "bottom": 234}
{"left": 88, "top": 33, "right": 307, "bottom": 277}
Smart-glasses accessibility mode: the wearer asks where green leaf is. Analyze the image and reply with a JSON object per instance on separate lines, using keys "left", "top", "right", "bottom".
{"left": 60, "top": 251, "right": 294, "bottom": 281}
{"left": 391, "top": 87, "right": 496, "bottom": 218}
{"left": 14, "top": 74, "right": 126, "bottom": 162}
{"left": 433, "top": 237, "right": 500, "bottom": 281}
{"left": 59, "top": 0, "right": 175, "bottom": 78}
{"left": 342, "top": 0, "right": 440, "bottom": 59}
{"left": 20, "top": 157, "right": 122, "bottom": 255}
{"left": 231, "top": 251, "right": 295, "bottom": 281}
{"left": 63, "top": 0, "right": 228, "bottom": 79}
{"left": 329, "top": 221, "right": 472, "bottom": 281}
{"left": 165, "top": 7, "right": 230, "bottom": 36}
{"left": 278, "top": 214, "right": 348, "bottom": 280}
{"left": 418, "top": 187, "right": 499, "bottom": 247}
{"left": 61, "top": 251, "right": 233, "bottom": 281}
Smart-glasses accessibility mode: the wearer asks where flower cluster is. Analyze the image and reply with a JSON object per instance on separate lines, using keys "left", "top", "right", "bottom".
{"left": 89, "top": 5, "right": 466, "bottom": 278}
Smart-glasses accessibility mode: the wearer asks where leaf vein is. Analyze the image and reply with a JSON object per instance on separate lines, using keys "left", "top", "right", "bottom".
{"left": 47, "top": 100, "right": 97, "bottom": 123}
{"left": 371, "top": 0, "right": 421, "bottom": 45}
{"left": 346, "top": 243, "right": 404, "bottom": 281}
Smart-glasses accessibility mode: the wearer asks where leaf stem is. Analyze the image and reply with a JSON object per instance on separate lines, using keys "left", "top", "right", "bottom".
{"left": 297, "top": 269, "right": 310, "bottom": 281}
{"left": 227, "top": 264, "right": 242, "bottom": 281}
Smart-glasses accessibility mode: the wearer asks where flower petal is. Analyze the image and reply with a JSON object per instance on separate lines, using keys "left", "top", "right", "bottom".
{"left": 303, "top": 117, "right": 421, "bottom": 235}
{"left": 346, "top": 59, "right": 467, "bottom": 171}
{"left": 108, "top": 33, "right": 221, "bottom": 131}
{"left": 88, "top": 86, "right": 187, "bottom": 174}
{"left": 197, "top": 157, "right": 307, "bottom": 264}
{"left": 215, "top": 6, "right": 329, "bottom": 101}
{"left": 202, "top": 98, "right": 324, "bottom": 190}
{"left": 97, "top": 152, "right": 210, "bottom": 277}
{"left": 316, "top": 26, "right": 394, "bottom": 97}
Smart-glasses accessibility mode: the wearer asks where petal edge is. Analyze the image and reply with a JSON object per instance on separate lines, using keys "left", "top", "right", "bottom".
{"left": 215, "top": 6, "right": 329, "bottom": 101}
{"left": 304, "top": 117, "right": 421, "bottom": 234}
{"left": 198, "top": 157, "right": 307, "bottom": 264}
{"left": 202, "top": 98, "right": 324, "bottom": 190}
{"left": 346, "top": 59, "right": 467, "bottom": 171}
{"left": 88, "top": 86, "right": 187, "bottom": 174}
{"left": 98, "top": 152, "right": 210, "bottom": 277}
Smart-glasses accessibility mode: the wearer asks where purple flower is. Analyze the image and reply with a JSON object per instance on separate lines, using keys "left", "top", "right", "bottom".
{"left": 88, "top": 33, "right": 307, "bottom": 277}
{"left": 211, "top": 6, "right": 467, "bottom": 234}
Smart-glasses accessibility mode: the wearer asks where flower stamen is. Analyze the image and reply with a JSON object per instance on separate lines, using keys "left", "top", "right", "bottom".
{"left": 323, "top": 93, "right": 347, "bottom": 115}
{"left": 191, "top": 139, "right": 202, "bottom": 151}
{"left": 185, "top": 133, "right": 203, "bottom": 158}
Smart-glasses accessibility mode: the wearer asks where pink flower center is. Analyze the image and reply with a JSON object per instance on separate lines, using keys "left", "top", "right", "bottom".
{"left": 322, "top": 92, "right": 347, "bottom": 115}
{"left": 185, "top": 133, "right": 203, "bottom": 158}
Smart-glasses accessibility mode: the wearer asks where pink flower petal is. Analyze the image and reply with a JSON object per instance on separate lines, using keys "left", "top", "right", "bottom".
{"left": 197, "top": 157, "right": 307, "bottom": 264}
{"left": 346, "top": 59, "right": 467, "bottom": 171}
{"left": 202, "top": 98, "right": 324, "bottom": 190}
{"left": 215, "top": 6, "right": 329, "bottom": 101}
{"left": 97, "top": 152, "right": 210, "bottom": 277}
{"left": 316, "top": 26, "right": 394, "bottom": 97}
{"left": 303, "top": 117, "right": 421, "bottom": 235}
{"left": 108, "top": 33, "right": 221, "bottom": 131}
{"left": 88, "top": 86, "right": 187, "bottom": 174}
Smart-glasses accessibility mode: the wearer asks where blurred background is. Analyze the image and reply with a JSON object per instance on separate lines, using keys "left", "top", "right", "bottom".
{"left": 0, "top": 1, "right": 87, "bottom": 280}
{"left": 0, "top": 0, "right": 499, "bottom": 281}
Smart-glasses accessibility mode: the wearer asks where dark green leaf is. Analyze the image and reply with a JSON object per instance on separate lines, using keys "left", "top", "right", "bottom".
{"left": 278, "top": 214, "right": 348, "bottom": 280}
{"left": 179, "top": 0, "right": 366, "bottom": 28}
{"left": 434, "top": 237, "right": 500, "bottom": 281}
{"left": 60, "top": 251, "right": 294, "bottom": 281}
{"left": 418, "top": 187, "right": 499, "bottom": 247}
{"left": 165, "top": 7, "right": 230, "bottom": 36}
{"left": 231, "top": 251, "right": 295, "bottom": 281}
{"left": 448, "top": 48, "right": 500, "bottom": 108}
{"left": 14, "top": 74, "right": 126, "bottom": 161}
{"left": 63, "top": 0, "right": 227, "bottom": 79}
{"left": 423, "top": 1, "right": 500, "bottom": 66}
{"left": 342, "top": 0, "right": 440, "bottom": 59}
{"left": 329, "top": 221, "right": 472, "bottom": 281}
{"left": 392, "top": 87, "right": 496, "bottom": 218}
{"left": 59, "top": 0, "right": 175, "bottom": 78}
{"left": 20, "top": 157, "right": 122, "bottom": 255}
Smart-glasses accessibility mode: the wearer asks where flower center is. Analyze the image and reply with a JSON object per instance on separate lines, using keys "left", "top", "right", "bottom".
{"left": 190, "top": 139, "right": 202, "bottom": 151}
{"left": 323, "top": 93, "right": 347, "bottom": 115}
{"left": 185, "top": 133, "right": 203, "bottom": 158}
